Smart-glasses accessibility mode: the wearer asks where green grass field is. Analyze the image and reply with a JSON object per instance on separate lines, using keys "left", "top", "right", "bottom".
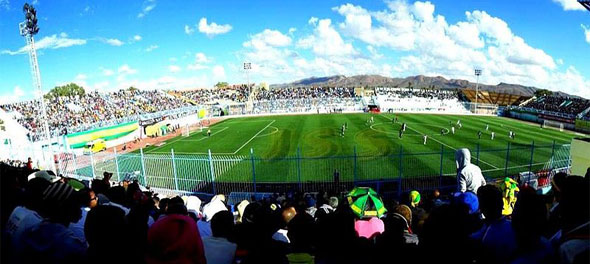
{"left": 91, "top": 113, "right": 582, "bottom": 194}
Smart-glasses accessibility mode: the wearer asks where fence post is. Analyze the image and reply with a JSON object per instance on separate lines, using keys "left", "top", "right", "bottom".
{"left": 353, "top": 146, "right": 357, "bottom": 186}
{"left": 171, "top": 149, "right": 179, "bottom": 192}
{"left": 140, "top": 148, "right": 147, "bottom": 186}
{"left": 398, "top": 146, "right": 403, "bottom": 196}
{"left": 504, "top": 141, "right": 511, "bottom": 177}
{"left": 90, "top": 151, "right": 96, "bottom": 179}
{"left": 439, "top": 144, "right": 444, "bottom": 188}
{"left": 297, "top": 147, "right": 302, "bottom": 191}
{"left": 73, "top": 152, "right": 78, "bottom": 176}
{"left": 476, "top": 143, "right": 480, "bottom": 166}
{"left": 550, "top": 140, "right": 556, "bottom": 169}
{"left": 250, "top": 148, "right": 257, "bottom": 194}
{"left": 114, "top": 147, "right": 121, "bottom": 182}
{"left": 208, "top": 149, "right": 216, "bottom": 195}
{"left": 528, "top": 141, "right": 535, "bottom": 173}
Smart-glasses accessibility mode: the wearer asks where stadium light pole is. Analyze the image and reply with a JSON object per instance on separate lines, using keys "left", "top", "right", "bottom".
{"left": 474, "top": 69, "right": 482, "bottom": 114}
{"left": 244, "top": 62, "right": 251, "bottom": 113}
{"left": 19, "top": 3, "right": 55, "bottom": 173}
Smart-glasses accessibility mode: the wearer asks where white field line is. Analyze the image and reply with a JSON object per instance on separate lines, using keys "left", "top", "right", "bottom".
{"left": 183, "top": 127, "right": 229, "bottom": 141}
{"left": 232, "top": 120, "right": 276, "bottom": 154}
{"left": 379, "top": 114, "right": 500, "bottom": 169}
{"left": 145, "top": 126, "right": 228, "bottom": 153}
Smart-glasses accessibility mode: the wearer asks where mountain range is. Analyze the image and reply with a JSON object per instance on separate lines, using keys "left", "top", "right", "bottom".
{"left": 271, "top": 74, "right": 573, "bottom": 97}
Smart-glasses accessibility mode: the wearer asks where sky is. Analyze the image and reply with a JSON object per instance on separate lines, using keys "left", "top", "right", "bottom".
{"left": 0, "top": 0, "right": 589, "bottom": 104}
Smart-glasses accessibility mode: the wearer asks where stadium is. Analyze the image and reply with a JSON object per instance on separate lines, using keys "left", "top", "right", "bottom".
{"left": 1, "top": 1, "right": 590, "bottom": 264}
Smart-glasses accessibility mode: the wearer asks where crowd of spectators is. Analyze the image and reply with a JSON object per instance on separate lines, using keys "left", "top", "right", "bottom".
{"left": 253, "top": 87, "right": 362, "bottom": 114}
{"left": 174, "top": 86, "right": 251, "bottom": 105}
{"left": 522, "top": 96, "right": 590, "bottom": 116}
{"left": 375, "top": 87, "right": 460, "bottom": 101}
{"left": 2, "top": 154, "right": 588, "bottom": 264}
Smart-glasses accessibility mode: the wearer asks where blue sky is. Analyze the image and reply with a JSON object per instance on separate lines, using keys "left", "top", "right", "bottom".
{"left": 1, "top": 0, "right": 589, "bottom": 103}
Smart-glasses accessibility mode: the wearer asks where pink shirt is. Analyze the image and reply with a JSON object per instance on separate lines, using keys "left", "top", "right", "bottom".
{"left": 354, "top": 217, "right": 385, "bottom": 238}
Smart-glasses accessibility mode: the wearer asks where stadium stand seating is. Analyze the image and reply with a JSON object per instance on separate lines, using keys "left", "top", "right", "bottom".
{"left": 375, "top": 87, "right": 470, "bottom": 113}
{"left": 2, "top": 159, "right": 588, "bottom": 263}
{"left": 520, "top": 96, "right": 590, "bottom": 116}
{"left": 461, "top": 89, "right": 529, "bottom": 106}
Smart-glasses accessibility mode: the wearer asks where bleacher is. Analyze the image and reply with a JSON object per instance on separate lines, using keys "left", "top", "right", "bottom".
{"left": 461, "top": 89, "right": 529, "bottom": 106}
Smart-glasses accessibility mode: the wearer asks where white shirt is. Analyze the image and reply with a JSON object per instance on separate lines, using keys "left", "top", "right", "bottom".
{"left": 5, "top": 206, "right": 43, "bottom": 253}
{"left": 202, "top": 236, "right": 237, "bottom": 264}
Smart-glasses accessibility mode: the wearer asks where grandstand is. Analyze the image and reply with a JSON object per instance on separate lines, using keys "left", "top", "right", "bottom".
{"left": 461, "top": 89, "right": 530, "bottom": 106}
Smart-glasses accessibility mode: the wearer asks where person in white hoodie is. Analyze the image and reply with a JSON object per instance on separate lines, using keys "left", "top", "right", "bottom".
{"left": 455, "top": 148, "right": 486, "bottom": 193}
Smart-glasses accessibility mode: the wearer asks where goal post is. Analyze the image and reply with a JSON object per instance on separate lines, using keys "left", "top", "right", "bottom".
{"left": 543, "top": 119, "right": 564, "bottom": 131}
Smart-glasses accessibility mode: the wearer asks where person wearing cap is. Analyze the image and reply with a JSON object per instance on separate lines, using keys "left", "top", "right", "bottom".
{"left": 20, "top": 182, "right": 87, "bottom": 264}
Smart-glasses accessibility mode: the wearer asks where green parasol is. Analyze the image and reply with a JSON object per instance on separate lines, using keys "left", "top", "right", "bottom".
{"left": 347, "top": 187, "right": 387, "bottom": 218}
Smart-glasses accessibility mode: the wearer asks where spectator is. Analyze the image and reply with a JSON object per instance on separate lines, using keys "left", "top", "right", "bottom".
{"left": 20, "top": 182, "right": 86, "bottom": 264}
{"left": 511, "top": 187, "right": 554, "bottom": 264}
{"left": 557, "top": 176, "right": 589, "bottom": 264}
{"left": 146, "top": 213, "right": 206, "bottom": 264}
{"left": 471, "top": 184, "right": 517, "bottom": 264}
{"left": 273, "top": 206, "right": 297, "bottom": 243}
{"left": 286, "top": 213, "right": 316, "bottom": 264}
{"left": 203, "top": 211, "right": 237, "bottom": 264}
{"left": 375, "top": 205, "right": 418, "bottom": 262}
{"left": 198, "top": 194, "right": 228, "bottom": 238}
{"left": 84, "top": 205, "right": 130, "bottom": 264}
{"left": 4, "top": 177, "right": 50, "bottom": 261}
{"left": 456, "top": 148, "right": 486, "bottom": 193}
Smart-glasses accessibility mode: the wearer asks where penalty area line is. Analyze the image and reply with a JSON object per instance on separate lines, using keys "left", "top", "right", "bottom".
{"left": 232, "top": 120, "right": 276, "bottom": 154}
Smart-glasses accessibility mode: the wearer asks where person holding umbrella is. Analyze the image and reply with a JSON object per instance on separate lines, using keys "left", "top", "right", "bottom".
{"left": 347, "top": 187, "right": 387, "bottom": 239}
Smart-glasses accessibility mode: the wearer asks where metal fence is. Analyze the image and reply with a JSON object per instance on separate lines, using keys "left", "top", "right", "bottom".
{"left": 56, "top": 141, "right": 571, "bottom": 197}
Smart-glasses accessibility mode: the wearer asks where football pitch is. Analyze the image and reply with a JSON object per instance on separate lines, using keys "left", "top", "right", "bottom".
{"left": 101, "top": 113, "right": 583, "bottom": 192}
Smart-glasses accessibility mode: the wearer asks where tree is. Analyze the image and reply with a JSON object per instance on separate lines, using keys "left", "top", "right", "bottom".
{"left": 534, "top": 89, "right": 553, "bottom": 97}
{"left": 45, "top": 83, "right": 85, "bottom": 99}
{"left": 215, "top": 82, "right": 229, "bottom": 89}
{"left": 128, "top": 86, "right": 139, "bottom": 92}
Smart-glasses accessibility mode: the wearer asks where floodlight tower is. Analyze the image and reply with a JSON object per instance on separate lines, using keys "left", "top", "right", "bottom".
{"left": 579, "top": 0, "right": 590, "bottom": 11}
{"left": 19, "top": 3, "right": 54, "bottom": 172}
{"left": 474, "top": 69, "right": 482, "bottom": 114}
{"left": 244, "top": 62, "right": 252, "bottom": 113}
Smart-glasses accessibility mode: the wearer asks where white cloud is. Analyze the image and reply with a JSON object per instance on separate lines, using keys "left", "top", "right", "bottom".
{"left": 212, "top": 65, "right": 226, "bottom": 80}
{"left": 168, "top": 65, "right": 181, "bottom": 73}
{"left": 75, "top": 74, "right": 87, "bottom": 80}
{"left": 145, "top": 45, "right": 159, "bottom": 52}
{"left": 366, "top": 45, "right": 383, "bottom": 60}
{"left": 552, "top": 0, "right": 585, "bottom": 11}
{"left": 0, "top": 86, "right": 26, "bottom": 105}
{"left": 169, "top": 57, "right": 178, "bottom": 62}
{"left": 185, "top": 25, "right": 194, "bottom": 35}
{"left": 92, "top": 81, "right": 110, "bottom": 92}
{"left": 187, "top": 52, "right": 211, "bottom": 70}
{"left": 1, "top": 33, "right": 86, "bottom": 55}
{"left": 0, "top": 0, "right": 9, "bottom": 11}
{"left": 288, "top": 27, "right": 297, "bottom": 35}
{"left": 133, "top": 35, "right": 142, "bottom": 41}
{"left": 104, "top": 38, "right": 124, "bottom": 46}
{"left": 308, "top": 17, "right": 319, "bottom": 25}
{"left": 298, "top": 18, "right": 357, "bottom": 57}
{"left": 582, "top": 24, "right": 590, "bottom": 45}
{"left": 101, "top": 68, "right": 114, "bottom": 76}
{"left": 118, "top": 64, "right": 138, "bottom": 75}
{"left": 195, "top": 52, "right": 210, "bottom": 63}
{"left": 198, "top": 18, "right": 232, "bottom": 37}
{"left": 138, "top": 0, "right": 156, "bottom": 18}
{"left": 244, "top": 29, "right": 292, "bottom": 49}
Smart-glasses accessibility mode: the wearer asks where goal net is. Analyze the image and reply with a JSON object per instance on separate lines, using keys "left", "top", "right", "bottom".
{"left": 543, "top": 119, "right": 564, "bottom": 131}
{"left": 182, "top": 124, "right": 190, "bottom": 137}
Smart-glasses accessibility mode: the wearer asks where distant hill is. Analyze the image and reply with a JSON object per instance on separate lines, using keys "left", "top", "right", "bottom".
{"left": 271, "top": 74, "right": 573, "bottom": 97}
